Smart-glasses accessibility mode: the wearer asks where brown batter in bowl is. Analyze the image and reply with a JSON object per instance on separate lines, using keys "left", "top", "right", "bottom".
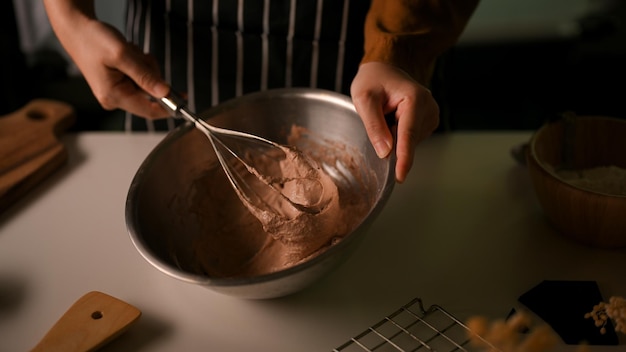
{"left": 172, "top": 126, "right": 374, "bottom": 278}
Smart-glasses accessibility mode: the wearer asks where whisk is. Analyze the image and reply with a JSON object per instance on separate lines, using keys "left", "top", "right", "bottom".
{"left": 159, "top": 91, "right": 329, "bottom": 216}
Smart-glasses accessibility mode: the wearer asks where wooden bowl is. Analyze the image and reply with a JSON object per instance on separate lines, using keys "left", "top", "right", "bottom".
{"left": 526, "top": 115, "right": 626, "bottom": 248}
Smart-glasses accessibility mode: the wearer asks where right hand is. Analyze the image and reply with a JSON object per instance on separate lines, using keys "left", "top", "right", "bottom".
{"left": 62, "top": 20, "right": 170, "bottom": 118}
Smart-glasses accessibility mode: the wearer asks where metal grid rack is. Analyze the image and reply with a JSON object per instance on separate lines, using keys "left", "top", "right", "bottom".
{"left": 334, "top": 298, "right": 495, "bottom": 352}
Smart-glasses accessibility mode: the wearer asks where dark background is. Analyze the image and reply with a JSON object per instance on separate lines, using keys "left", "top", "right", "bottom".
{"left": 2, "top": 0, "right": 625, "bottom": 131}
{"left": 434, "top": 0, "right": 626, "bottom": 131}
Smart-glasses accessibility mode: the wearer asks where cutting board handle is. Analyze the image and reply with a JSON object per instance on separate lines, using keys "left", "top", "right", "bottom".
{"left": 30, "top": 291, "right": 141, "bottom": 352}
{"left": 0, "top": 99, "right": 76, "bottom": 213}
{"left": 0, "top": 99, "right": 75, "bottom": 173}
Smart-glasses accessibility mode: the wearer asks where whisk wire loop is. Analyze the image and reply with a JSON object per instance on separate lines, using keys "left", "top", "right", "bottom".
{"left": 159, "top": 92, "right": 327, "bottom": 216}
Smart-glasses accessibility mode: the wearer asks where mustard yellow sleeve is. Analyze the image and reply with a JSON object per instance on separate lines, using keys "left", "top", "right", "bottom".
{"left": 362, "top": 0, "right": 480, "bottom": 85}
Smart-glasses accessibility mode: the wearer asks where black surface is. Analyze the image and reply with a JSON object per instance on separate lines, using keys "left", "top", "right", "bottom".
{"left": 518, "top": 280, "right": 619, "bottom": 345}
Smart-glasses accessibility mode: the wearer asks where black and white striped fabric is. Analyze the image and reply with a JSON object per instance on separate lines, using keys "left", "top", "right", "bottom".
{"left": 125, "top": 0, "right": 370, "bottom": 131}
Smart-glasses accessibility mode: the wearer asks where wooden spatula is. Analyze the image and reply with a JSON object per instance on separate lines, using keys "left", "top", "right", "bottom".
{"left": 30, "top": 291, "right": 142, "bottom": 352}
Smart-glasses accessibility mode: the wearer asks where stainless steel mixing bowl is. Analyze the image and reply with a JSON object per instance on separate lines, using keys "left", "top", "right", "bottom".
{"left": 125, "top": 88, "right": 395, "bottom": 299}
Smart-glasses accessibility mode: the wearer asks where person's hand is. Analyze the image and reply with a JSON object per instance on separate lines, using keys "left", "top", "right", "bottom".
{"left": 44, "top": 0, "right": 170, "bottom": 119}
{"left": 71, "top": 21, "right": 170, "bottom": 118}
{"left": 350, "top": 62, "right": 440, "bottom": 183}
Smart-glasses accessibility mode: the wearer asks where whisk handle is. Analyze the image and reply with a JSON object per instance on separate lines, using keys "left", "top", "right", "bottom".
{"left": 159, "top": 92, "right": 196, "bottom": 124}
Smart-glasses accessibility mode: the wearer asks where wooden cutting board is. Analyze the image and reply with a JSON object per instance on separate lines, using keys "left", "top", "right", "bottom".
{"left": 0, "top": 99, "right": 75, "bottom": 214}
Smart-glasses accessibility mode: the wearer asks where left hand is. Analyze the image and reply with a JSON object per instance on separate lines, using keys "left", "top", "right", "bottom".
{"left": 351, "top": 62, "right": 440, "bottom": 183}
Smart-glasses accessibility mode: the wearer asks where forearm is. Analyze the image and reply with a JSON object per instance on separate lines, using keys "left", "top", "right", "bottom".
{"left": 44, "top": 0, "right": 97, "bottom": 30}
{"left": 43, "top": 0, "right": 98, "bottom": 60}
{"left": 362, "top": 0, "right": 480, "bottom": 85}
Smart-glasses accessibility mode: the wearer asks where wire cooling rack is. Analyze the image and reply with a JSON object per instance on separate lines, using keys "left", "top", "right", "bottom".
{"left": 333, "top": 298, "right": 495, "bottom": 352}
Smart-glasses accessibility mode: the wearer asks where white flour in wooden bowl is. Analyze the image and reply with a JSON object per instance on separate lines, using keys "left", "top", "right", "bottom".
{"left": 555, "top": 165, "right": 626, "bottom": 196}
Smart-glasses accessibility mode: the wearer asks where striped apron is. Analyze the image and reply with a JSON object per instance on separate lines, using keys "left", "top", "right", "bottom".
{"left": 125, "top": 0, "right": 370, "bottom": 131}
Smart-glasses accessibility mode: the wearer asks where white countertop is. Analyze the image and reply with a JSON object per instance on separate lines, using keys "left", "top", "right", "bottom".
{"left": 1, "top": 131, "right": 625, "bottom": 352}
